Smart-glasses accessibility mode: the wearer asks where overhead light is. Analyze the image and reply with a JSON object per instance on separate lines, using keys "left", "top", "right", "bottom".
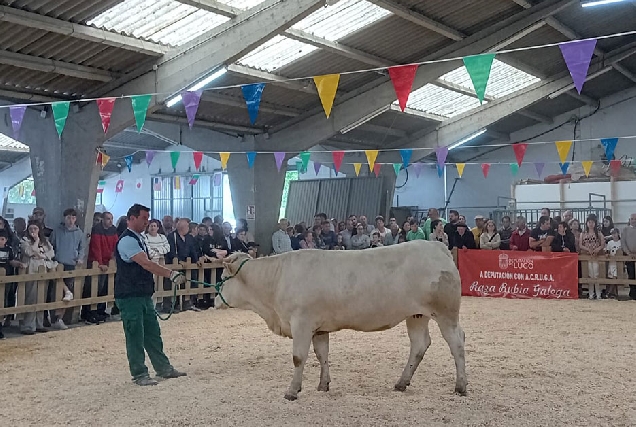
{"left": 581, "top": 0, "right": 627, "bottom": 7}
{"left": 165, "top": 67, "right": 228, "bottom": 108}
{"left": 448, "top": 129, "right": 487, "bottom": 151}
{"left": 340, "top": 106, "right": 390, "bottom": 134}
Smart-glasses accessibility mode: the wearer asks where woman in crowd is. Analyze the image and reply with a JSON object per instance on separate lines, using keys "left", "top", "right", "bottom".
{"left": 580, "top": 215, "right": 605, "bottom": 300}
{"left": 116, "top": 216, "right": 128, "bottom": 236}
{"left": 144, "top": 219, "right": 170, "bottom": 263}
{"left": 351, "top": 224, "right": 370, "bottom": 250}
{"left": 400, "top": 220, "right": 410, "bottom": 242}
{"left": 299, "top": 230, "right": 316, "bottom": 249}
{"left": 601, "top": 216, "right": 614, "bottom": 243}
{"left": 551, "top": 221, "right": 576, "bottom": 253}
{"left": 235, "top": 218, "right": 255, "bottom": 243}
{"left": 479, "top": 220, "right": 501, "bottom": 250}
{"left": 233, "top": 229, "right": 258, "bottom": 258}
{"left": 428, "top": 219, "right": 449, "bottom": 247}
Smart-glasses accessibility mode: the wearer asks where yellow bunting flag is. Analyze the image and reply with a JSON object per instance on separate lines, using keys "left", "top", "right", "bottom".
{"left": 555, "top": 140, "right": 572, "bottom": 163}
{"left": 365, "top": 150, "right": 378, "bottom": 171}
{"left": 353, "top": 163, "right": 362, "bottom": 176}
{"left": 456, "top": 163, "right": 466, "bottom": 178}
{"left": 220, "top": 152, "right": 230, "bottom": 170}
{"left": 174, "top": 176, "right": 181, "bottom": 190}
{"left": 582, "top": 160, "right": 593, "bottom": 177}
{"left": 313, "top": 74, "right": 340, "bottom": 118}
{"left": 101, "top": 153, "right": 110, "bottom": 168}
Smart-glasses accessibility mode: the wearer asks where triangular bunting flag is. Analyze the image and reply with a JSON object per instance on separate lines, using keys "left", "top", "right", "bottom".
{"left": 365, "top": 150, "right": 378, "bottom": 171}
{"left": 246, "top": 151, "right": 257, "bottom": 168}
{"left": 510, "top": 163, "right": 519, "bottom": 176}
{"left": 193, "top": 151, "right": 203, "bottom": 170}
{"left": 182, "top": 90, "right": 202, "bottom": 129}
{"left": 189, "top": 174, "right": 200, "bottom": 185}
{"left": 131, "top": 94, "right": 152, "bottom": 132}
{"left": 96, "top": 97, "right": 116, "bottom": 133}
{"left": 9, "top": 105, "right": 26, "bottom": 139}
{"left": 559, "top": 162, "right": 570, "bottom": 175}
{"left": 174, "top": 176, "right": 181, "bottom": 190}
{"left": 481, "top": 163, "right": 491, "bottom": 178}
{"left": 145, "top": 150, "right": 156, "bottom": 167}
{"left": 534, "top": 162, "right": 545, "bottom": 178}
{"left": 96, "top": 152, "right": 103, "bottom": 166}
{"left": 435, "top": 146, "right": 448, "bottom": 168}
{"left": 274, "top": 152, "right": 285, "bottom": 172}
{"left": 399, "top": 149, "right": 412, "bottom": 168}
{"left": 31, "top": 188, "right": 35, "bottom": 197}
{"left": 332, "top": 151, "right": 344, "bottom": 174}
{"left": 153, "top": 178, "right": 162, "bottom": 191}
{"left": 296, "top": 161, "right": 303, "bottom": 174}
{"left": 388, "top": 64, "right": 418, "bottom": 112}
{"left": 241, "top": 83, "right": 266, "bottom": 125}
{"left": 512, "top": 143, "right": 528, "bottom": 167}
{"left": 213, "top": 173, "right": 222, "bottom": 186}
{"left": 413, "top": 163, "right": 422, "bottom": 178}
{"left": 555, "top": 140, "right": 572, "bottom": 163}
{"left": 170, "top": 151, "right": 180, "bottom": 170}
{"left": 582, "top": 160, "right": 593, "bottom": 177}
{"left": 124, "top": 154, "right": 134, "bottom": 172}
{"left": 314, "top": 162, "right": 322, "bottom": 176}
{"left": 101, "top": 153, "right": 110, "bottom": 169}
{"left": 51, "top": 101, "right": 70, "bottom": 138}
{"left": 456, "top": 163, "right": 466, "bottom": 178}
{"left": 313, "top": 74, "right": 340, "bottom": 118}
{"left": 115, "top": 180, "right": 124, "bottom": 193}
{"left": 373, "top": 163, "right": 381, "bottom": 177}
{"left": 559, "top": 39, "right": 597, "bottom": 94}
{"left": 437, "top": 164, "right": 444, "bottom": 178}
{"left": 220, "top": 152, "right": 230, "bottom": 170}
{"left": 300, "top": 151, "right": 311, "bottom": 171}
{"left": 610, "top": 160, "right": 621, "bottom": 176}
{"left": 600, "top": 138, "right": 618, "bottom": 161}
{"left": 353, "top": 163, "right": 362, "bottom": 176}
{"left": 393, "top": 163, "right": 401, "bottom": 177}
{"left": 463, "top": 53, "right": 496, "bottom": 104}
{"left": 135, "top": 178, "right": 143, "bottom": 190}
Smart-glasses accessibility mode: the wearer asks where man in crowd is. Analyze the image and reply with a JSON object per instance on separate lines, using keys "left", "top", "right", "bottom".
{"left": 164, "top": 218, "right": 199, "bottom": 312}
{"left": 451, "top": 223, "right": 476, "bottom": 250}
{"left": 444, "top": 210, "right": 459, "bottom": 239}
{"left": 562, "top": 210, "right": 573, "bottom": 224}
{"left": 384, "top": 223, "right": 400, "bottom": 246}
{"left": 114, "top": 203, "right": 187, "bottom": 386}
{"left": 541, "top": 207, "right": 558, "bottom": 229}
{"left": 272, "top": 218, "right": 293, "bottom": 254}
{"left": 373, "top": 216, "right": 389, "bottom": 240}
{"left": 359, "top": 216, "right": 374, "bottom": 235}
{"left": 222, "top": 222, "right": 233, "bottom": 250}
{"left": 498, "top": 216, "right": 513, "bottom": 250}
{"left": 471, "top": 215, "right": 485, "bottom": 248}
{"left": 422, "top": 208, "right": 446, "bottom": 240}
{"left": 529, "top": 216, "right": 555, "bottom": 252}
{"left": 31, "top": 207, "right": 53, "bottom": 238}
{"left": 340, "top": 218, "right": 354, "bottom": 250}
{"left": 510, "top": 216, "right": 531, "bottom": 251}
{"left": 622, "top": 213, "right": 636, "bottom": 300}
{"left": 162, "top": 215, "right": 174, "bottom": 235}
{"left": 320, "top": 220, "right": 337, "bottom": 250}
{"left": 13, "top": 217, "right": 26, "bottom": 240}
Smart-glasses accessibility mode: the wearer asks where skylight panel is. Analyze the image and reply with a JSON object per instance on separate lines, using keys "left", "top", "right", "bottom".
{"left": 0, "top": 133, "right": 29, "bottom": 152}
{"left": 395, "top": 84, "right": 486, "bottom": 119}
{"left": 87, "top": 0, "right": 229, "bottom": 46}
{"left": 219, "top": 0, "right": 268, "bottom": 10}
{"left": 237, "top": 35, "right": 319, "bottom": 72}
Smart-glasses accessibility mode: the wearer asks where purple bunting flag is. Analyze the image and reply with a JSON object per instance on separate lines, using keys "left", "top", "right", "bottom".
{"left": 181, "top": 90, "right": 203, "bottom": 129}
{"left": 413, "top": 162, "right": 423, "bottom": 178}
{"left": 534, "top": 162, "right": 545, "bottom": 178}
{"left": 145, "top": 150, "right": 156, "bottom": 167}
{"left": 241, "top": 83, "right": 266, "bottom": 125}
{"left": 274, "top": 152, "right": 285, "bottom": 172}
{"left": 9, "top": 105, "right": 26, "bottom": 139}
{"left": 314, "top": 162, "right": 322, "bottom": 176}
{"left": 213, "top": 173, "right": 222, "bottom": 187}
{"left": 435, "top": 146, "right": 448, "bottom": 168}
{"left": 559, "top": 39, "right": 597, "bottom": 94}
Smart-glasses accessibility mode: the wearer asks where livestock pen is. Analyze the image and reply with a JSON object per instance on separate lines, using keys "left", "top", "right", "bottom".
{"left": 2, "top": 251, "right": 636, "bottom": 426}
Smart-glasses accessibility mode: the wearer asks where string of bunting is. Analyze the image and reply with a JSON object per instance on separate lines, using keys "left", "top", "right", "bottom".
{"left": 4, "top": 32, "right": 631, "bottom": 140}
{"left": 96, "top": 136, "right": 628, "bottom": 192}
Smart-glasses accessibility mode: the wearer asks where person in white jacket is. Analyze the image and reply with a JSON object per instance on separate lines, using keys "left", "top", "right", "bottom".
{"left": 143, "top": 219, "right": 170, "bottom": 263}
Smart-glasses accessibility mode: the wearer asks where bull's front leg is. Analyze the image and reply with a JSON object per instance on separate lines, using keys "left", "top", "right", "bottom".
{"left": 285, "top": 321, "right": 313, "bottom": 401}
{"left": 312, "top": 332, "right": 330, "bottom": 392}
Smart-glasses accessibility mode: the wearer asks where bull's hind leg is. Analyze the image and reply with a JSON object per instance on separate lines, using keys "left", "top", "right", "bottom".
{"left": 437, "top": 317, "right": 467, "bottom": 396}
{"left": 394, "top": 315, "right": 431, "bottom": 391}
{"left": 284, "top": 321, "right": 313, "bottom": 401}
{"left": 312, "top": 332, "right": 330, "bottom": 392}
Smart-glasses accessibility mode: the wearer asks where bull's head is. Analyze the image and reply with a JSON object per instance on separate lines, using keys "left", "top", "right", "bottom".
{"left": 214, "top": 252, "right": 252, "bottom": 309}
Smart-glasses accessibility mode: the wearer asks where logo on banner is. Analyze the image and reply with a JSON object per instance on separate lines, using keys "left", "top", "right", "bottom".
{"left": 498, "top": 253, "right": 508, "bottom": 270}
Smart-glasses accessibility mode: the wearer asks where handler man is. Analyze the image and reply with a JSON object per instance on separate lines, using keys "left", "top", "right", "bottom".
{"left": 115, "top": 203, "right": 188, "bottom": 386}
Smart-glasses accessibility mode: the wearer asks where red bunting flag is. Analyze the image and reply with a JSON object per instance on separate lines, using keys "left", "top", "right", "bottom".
{"left": 193, "top": 151, "right": 203, "bottom": 170}
{"left": 610, "top": 160, "right": 621, "bottom": 177}
{"left": 388, "top": 64, "right": 418, "bottom": 112}
{"left": 96, "top": 152, "right": 103, "bottom": 165}
{"left": 373, "top": 163, "right": 381, "bottom": 177}
{"left": 115, "top": 180, "right": 124, "bottom": 193}
{"left": 481, "top": 163, "right": 491, "bottom": 178}
{"left": 512, "top": 143, "right": 528, "bottom": 167}
{"left": 96, "top": 98, "right": 116, "bottom": 133}
{"left": 332, "top": 151, "right": 345, "bottom": 174}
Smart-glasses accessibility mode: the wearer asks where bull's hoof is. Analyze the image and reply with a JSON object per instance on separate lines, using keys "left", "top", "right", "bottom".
{"left": 455, "top": 386, "right": 467, "bottom": 396}
{"left": 284, "top": 393, "right": 298, "bottom": 401}
{"left": 317, "top": 383, "right": 330, "bottom": 392}
{"left": 394, "top": 382, "right": 408, "bottom": 392}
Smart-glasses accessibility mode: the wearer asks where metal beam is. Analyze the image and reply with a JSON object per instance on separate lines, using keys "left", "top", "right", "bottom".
{"left": 357, "top": 123, "right": 407, "bottom": 138}
{"left": 516, "top": 109, "right": 553, "bottom": 124}
{"left": 201, "top": 92, "right": 302, "bottom": 117}
{"left": 149, "top": 113, "right": 264, "bottom": 134}
{"left": 269, "top": 0, "right": 578, "bottom": 151}
{"left": 175, "top": 0, "right": 240, "bottom": 17}
{"left": 227, "top": 64, "right": 318, "bottom": 94}
{"left": 389, "top": 105, "right": 445, "bottom": 122}
{"left": 0, "top": 5, "right": 168, "bottom": 56}
{"left": 0, "top": 50, "right": 115, "bottom": 82}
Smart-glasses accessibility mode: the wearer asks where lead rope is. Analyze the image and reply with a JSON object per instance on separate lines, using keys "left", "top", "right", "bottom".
{"left": 155, "top": 259, "right": 249, "bottom": 321}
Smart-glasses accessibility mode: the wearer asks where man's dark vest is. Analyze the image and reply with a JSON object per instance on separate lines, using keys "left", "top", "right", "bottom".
{"left": 114, "top": 229, "right": 155, "bottom": 299}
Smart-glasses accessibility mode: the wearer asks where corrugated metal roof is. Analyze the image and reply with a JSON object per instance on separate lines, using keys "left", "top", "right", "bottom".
{"left": 220, "top": 0, "right": 268, "bottom": 10}
{"left": 237, "top": 0, "right": 391, "bottom": 71}
{"left": 0, "top": 0, "right": 122, "bottom": 23}
{"left": 398, "top": 83, "right": 484, "bottom": 119}
{"left": 0, "top": 133, "right": 29, "bottom": 152}
{"left": 87, "top": 0, "right": 230, "bottom": 47}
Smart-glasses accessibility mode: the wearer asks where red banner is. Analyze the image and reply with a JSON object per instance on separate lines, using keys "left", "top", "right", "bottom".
{"left": 458, "top": 250, "right": 578, "bottom": 299}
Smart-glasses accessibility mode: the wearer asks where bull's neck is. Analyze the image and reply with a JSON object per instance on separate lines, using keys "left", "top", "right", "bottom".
{"left": 234, "top": 257, "right": 280, "bottom": 312}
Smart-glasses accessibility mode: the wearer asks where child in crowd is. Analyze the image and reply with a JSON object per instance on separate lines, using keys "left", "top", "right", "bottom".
{"left": 605, "top": 228, "right": 621, "bottom": 299}
{"left": 580, "top": 215, "right": 604, "bottom": 300}
{"left": 0, "top": 230, "right": 25, "bottom": 339}
{"left": 370, "top": 232, "right": 383, "bottom": 248}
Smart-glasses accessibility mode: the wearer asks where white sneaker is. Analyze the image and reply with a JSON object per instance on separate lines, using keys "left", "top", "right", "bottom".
{"left": 54, "top": 319, "right": 68, "bottom": 330}
{"left": 63, "top": 291, "right": 74, "bottom": 302}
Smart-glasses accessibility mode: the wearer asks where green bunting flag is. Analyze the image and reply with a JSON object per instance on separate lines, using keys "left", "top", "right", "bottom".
{"left": 296, "top": 161, "right": 303, "bottom": 174}
{"left": 170, "top": 151, "right": 180, "bottom": 170}
{"left": 393, "top": 163, "right": 401, "bottom": 177}
{"left": 51, "top": 101, "right": 70, "bottom": 137}
{"left": 131, "top": 95, "right": 152, "bottom": 132}
{"left": 510, "top": 163, "right": 519, "bottom": 176}
{"left": 299, "top": 151, "right": 311, "bottom": 171}
{"left": 463, "top": 53, "right": 496, "bottom": 104}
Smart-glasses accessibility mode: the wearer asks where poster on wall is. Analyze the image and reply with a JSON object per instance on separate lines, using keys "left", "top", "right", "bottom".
{"left": 246, "top": 205, "right": 256, "bottom": 220}
{"left": 458, "top": 250, "right": 578, "bottom": 299}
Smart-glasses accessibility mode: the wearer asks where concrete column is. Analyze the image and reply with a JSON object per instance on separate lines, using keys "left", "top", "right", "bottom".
{"left": 227, "top": 152, "right": 287, "bottom": 255}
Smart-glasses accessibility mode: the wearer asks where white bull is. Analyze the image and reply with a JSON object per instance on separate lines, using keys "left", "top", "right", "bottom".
{"left": 215, "top": 240, "right": 466, "bottom": 401}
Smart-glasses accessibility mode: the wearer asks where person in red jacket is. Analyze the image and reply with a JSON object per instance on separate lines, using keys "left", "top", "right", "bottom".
{"left": 84, "top": 212, "right": 119, "bottom": 322}
{"left": 510, "top": 216, "right": 531, "bottom": 251}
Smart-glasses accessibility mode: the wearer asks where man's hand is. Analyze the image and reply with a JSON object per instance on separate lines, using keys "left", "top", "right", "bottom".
{"left": 98, "top": 265, "right": 109, "bottom": 272}
{"left": 76, "top": 260, "right": 83, "bottom": 267}
{"left": 169, "top": 271, "right": 187, "bottom": 286}
{"left": 196, "top": 260, "right": 204, "bottom": 267}
{"left": 564, "top": 248, "right": 570, "bottom": 252}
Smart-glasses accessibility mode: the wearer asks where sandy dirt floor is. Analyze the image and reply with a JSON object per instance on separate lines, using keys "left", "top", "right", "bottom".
{"left": 2, "top": 297, "right": 636, "bottom": 426}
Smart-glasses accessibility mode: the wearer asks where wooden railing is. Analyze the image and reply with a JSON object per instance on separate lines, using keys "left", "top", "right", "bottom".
{"left": 0, "top": 259, "right": 223, "bottom": 318}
